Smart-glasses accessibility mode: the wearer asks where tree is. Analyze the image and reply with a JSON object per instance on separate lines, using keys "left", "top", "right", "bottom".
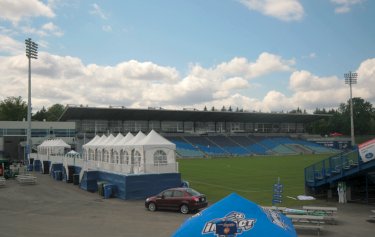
{"left": 339, "top": 97, "right": 374, "bottom": 135}
{"left": 289, "top": 107, "right": 302, "bottom": 114}
{"left": 0, "top": 96, "right": 27, "bottom": 121}
{"left": 46, "top": 104, "right": 65, "bottom": 121}
{"left": 307, "top": 97, "right": 375, "bottom": 136}
{"left": 203, "top": 106, "right": 207, "bottom": 111}
{"left": 33, "top": 106, "right": 48, "bottom": 121}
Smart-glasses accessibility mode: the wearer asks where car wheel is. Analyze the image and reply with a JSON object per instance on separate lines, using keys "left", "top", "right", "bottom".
{"left": 180, "top": 204, "right": 189, "bottom": 214}
{"left": 148, "top": 202, "right": 157, "bottom": 212}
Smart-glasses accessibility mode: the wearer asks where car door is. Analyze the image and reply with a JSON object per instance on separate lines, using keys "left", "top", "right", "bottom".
{"left": 156, "top": 190, "right": 173, "bottom": 209}
{"left": 171, "top": 190, "right": 185, "bottom": 210}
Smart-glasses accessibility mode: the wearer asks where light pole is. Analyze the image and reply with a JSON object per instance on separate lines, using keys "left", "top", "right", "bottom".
{"left": 344, "top": 71, "right": 357, "bottom": 147}
{"left": 25, "top": 38, "right": 38, "bottom": 165}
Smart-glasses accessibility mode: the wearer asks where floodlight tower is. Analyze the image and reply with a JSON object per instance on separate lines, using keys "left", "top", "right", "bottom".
{"left": 344, "top": 71, "right": 357, "bottom": 147}
{"left": 25, "top": 38, "right": 38, "bottom": 164}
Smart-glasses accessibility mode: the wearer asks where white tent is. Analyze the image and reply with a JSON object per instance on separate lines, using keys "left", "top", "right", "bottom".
{"left": 65, "top": 150, "right": 80, "bottom": 157}
{"left": 80, "top": 131, "right": 177, "bottom": 175}
{"left": 126, "top": 131, "right": 146, "bottom": 173}
{"left": 37, "top": 139, "right": 71, "bottom": 156}
{"left": 110, "top": 133, "right": 125, "bottom": 146}
{"left": 103, "top": 133, "right": 125, "bottom": 164}
{"left": 135, "top": 130, "right": 176, "bottom": 173}
{"left": 82, "top": 135, "right": 103, "bottom": 161}
{"left": 113, "top": 132, "right": 134, "bottom": 150}
{"left": 99, "top": 134, "right": 115, "bottom": 163}
{"left": 82, "top": 135, "right": 100, "bottom": 149}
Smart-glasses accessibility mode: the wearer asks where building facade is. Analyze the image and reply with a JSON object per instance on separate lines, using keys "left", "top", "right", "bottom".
{"left": 0, "top": 121, "right": 75, "bottom": 161}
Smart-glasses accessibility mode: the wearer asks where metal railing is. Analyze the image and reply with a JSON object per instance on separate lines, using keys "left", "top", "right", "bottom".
{"left": 305, "top": 149, "right": 361, "bottom": 186}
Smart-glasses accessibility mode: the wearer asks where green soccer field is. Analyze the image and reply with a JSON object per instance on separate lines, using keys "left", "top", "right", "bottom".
{"left": 178, "top": 154, "right": 330, "bottom": 207}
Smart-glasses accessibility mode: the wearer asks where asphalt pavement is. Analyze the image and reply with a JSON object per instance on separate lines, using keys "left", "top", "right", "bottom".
{"left": 0, "top": 172, "right": 374, "bottom": 237}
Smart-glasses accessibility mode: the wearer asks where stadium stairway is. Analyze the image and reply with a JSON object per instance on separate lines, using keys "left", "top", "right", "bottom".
{"left": 305, "top": 149, "right": 375, "bottom": 188}
{"left": 168, "top": 136, "right": 205, "bottom": 158}
{"left": 206, "top": 136, "right": 249, "bottom": 156}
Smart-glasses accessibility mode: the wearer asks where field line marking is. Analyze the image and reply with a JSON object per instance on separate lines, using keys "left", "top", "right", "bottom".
{"left": 190, "top": 180, "right": 304, "bottom": 193}
{"left": 191, "top": 180, "right": 264, "bottom": 193}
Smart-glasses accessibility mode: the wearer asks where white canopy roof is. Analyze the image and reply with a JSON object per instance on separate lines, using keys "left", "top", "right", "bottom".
{"left": 38, "top": 139, "right": 71, "bottom": 148}
{"left": 100, "top": 134, "right": 115, "bottom": 147}
{"left": 111, "top": 133, "right": 124, "bottom": 144}
{"left": 113, "top": 132, "right": 134, "bottom": 147}
{"left": 65, "top": 150, "right": 80, "bottom": 157}
{"left": 91, "top": 135, "right": 108, "bottom": 147}
{"left": 126, "top": 131, "right": 146, "bottom": 146}
{"left": 83, "top": 135, "right": 100, "bottom": 148}
{"left": 138, "top": 130, "right": 175, "bottom": 148}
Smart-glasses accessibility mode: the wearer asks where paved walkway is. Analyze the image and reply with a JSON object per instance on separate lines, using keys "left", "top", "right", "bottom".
{"left": 0, "top": 172, "right": 374, "bottom": 236}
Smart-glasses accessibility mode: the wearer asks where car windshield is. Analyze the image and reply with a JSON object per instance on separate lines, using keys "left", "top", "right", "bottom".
{"left": 186, "top": 188, "right": 201, "bottom": 196}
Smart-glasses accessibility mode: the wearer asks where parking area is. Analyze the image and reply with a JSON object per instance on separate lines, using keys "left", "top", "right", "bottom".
{"left": 0, "top": 172, "right": 374, "bottom": 237}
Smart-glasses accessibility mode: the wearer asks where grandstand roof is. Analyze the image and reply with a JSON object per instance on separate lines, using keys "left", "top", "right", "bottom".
{"left": 59, "top": 106, "right": 330, "bottom": 123}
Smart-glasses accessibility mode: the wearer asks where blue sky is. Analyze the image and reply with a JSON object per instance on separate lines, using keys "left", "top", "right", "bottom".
{"left": 0, "top": 0, "right": 374, "bottom": 112}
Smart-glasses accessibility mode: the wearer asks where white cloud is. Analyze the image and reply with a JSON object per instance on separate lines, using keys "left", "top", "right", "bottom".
{"left": 41, "top": 22, "right": 64, "bottom": 36}
{"left": 239, "top": 0, "right": 304, "bottom": 21}
{"left": 47, "top": 0, "right": 80, "bottom": 9}
{"left": 330, "top": 0, "right": 365, "bottom": 13}
{"left": 190, "top": 53, "right": 295, "bottom": 81}
{"left": 102, "top": 25, "right": 112, "bottom": 32}
{"left": 0, "top": 34, "right": 24, "bottom": 55}
{"left": 0, "top": 0, "right": 55, "bottom": 25}
{"left": 90, "top": 3, "right": 108, "bottom": 20}
{"left": 20, "top": 23, "right": 63, "bottom": 37}
{"left": 289, "top": 70, "right": 341, "bottom": 92}
{"left": 262, "top": 90, "right": 293, "bottom": 112}
{"left": 356, "top": 58, "right": 375, "bottom": 101}
{"left": 1, "top": 37, "right": 374, "bottom": 113}
{"left": 0, "top": 40, "right": 296, "bottom": 110}
{"left": 302, "top": 52, "right": 317, "bottom": 59}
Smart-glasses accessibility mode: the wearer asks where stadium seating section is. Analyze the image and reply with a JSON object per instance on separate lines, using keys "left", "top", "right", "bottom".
{"left": 167, "top": 135, "right": 338, "bottom": 158}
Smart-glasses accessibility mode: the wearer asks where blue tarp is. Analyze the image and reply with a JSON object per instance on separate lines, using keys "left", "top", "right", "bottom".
{"left": 33, "top": 160, "right": 41, "bottom": 172}
{"left": 79, "top": 171, "right": 181, "bottom": 200}
{"left": 172, "top": 193, "right": 297, "bottom": 237}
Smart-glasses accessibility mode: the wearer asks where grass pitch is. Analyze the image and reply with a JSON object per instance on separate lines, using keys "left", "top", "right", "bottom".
{"left": 178, "top": 154, "right": 330, "bottom": 207}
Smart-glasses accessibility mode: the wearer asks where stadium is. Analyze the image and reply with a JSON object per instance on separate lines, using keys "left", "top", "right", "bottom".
{"left": 58, "top": 105, "right": 375, "bottom": 204}
{"left": 2, "top": 104, "right": 374, "bottom": 204}
{"left": 1, "top": 94, "right": 374, "bottom": 237}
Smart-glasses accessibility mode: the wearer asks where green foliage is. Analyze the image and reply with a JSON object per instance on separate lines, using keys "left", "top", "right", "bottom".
{"left": 0, "top": 97, "right": 65, "bottom": 122}
{"left": 32, "top": 106, "right": 47, "bottom": 121}
{"left": 179, "top": 154, "right": 329, "bottom": 206}
{"left": 32, "top": 104, "right": 65, "bottom": 121}
{"left": 307, "top": 97, "right": 375, "bottom": 135}
{"left": 0, "top": 96, "right": 27, "bottom": 121}
{"left": 45, "top": 104, "right": 65, "bottom": 121}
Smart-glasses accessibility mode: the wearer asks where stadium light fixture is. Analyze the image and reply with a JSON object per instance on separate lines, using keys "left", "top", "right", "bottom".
{"left": 25, "top": 38, "right": 38, "bottom": 165}
{"left": 344, "top": 71, "right": 357, "bottom": 146}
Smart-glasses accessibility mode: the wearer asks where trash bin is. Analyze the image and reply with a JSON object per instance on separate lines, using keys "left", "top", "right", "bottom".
{"left": 42, "top": 161, "right": 49, "bottom": 174}
{"left": 67, "top": 166, "right": 74, "bottom": 183}
{"left": 54, "top": 171, "right": 62, "bottom": 181}
{"left": 73, "top": 174, "right": 79, "bottom": 185}
{"left": 97, "top": 181, "right": 107, "bottom": 196}
{"left": 27, "top": 164, "right": 33, "bottom": 171}
{"left": 103, "top": 184, "right": 115, "bottom": 199}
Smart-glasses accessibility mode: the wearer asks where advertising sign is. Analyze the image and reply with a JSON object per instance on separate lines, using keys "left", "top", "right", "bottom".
{"left": 358, "top": 138, "right": 375, "bottom": 163}
{"left": 272, "top": 178, "right": 283, "bottom": 205}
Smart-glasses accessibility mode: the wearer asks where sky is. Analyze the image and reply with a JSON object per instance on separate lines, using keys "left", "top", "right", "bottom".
{"left": 0, "top": 0, "right": 374, "bottom": 113}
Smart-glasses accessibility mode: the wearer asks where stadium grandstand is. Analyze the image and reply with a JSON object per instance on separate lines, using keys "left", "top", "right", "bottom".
{"left": 59, "top": 105, "right": 343, "bottom": 157}
{"left": 305, "top": 139, "right": 375, "bottom": 204}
